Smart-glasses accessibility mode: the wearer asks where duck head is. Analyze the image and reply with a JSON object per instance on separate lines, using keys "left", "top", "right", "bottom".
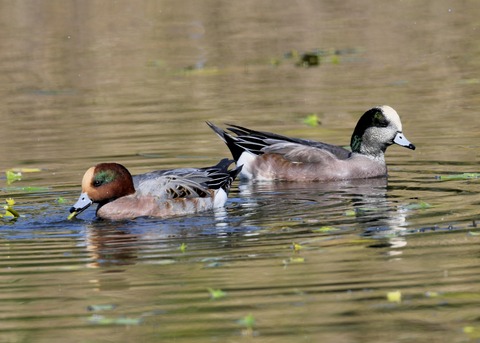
{"left": 68, "top": 163, "right": 135, "bottom": 219}
{"left": 350, "top": 105, "right": 415, "bottom": 158}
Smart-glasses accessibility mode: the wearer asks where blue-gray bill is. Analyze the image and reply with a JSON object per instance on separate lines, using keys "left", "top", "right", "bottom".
{"left": 68, "top": 192, "right": 93, "bottom": 220}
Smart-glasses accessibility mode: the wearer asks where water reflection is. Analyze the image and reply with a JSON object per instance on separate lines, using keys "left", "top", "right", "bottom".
{"left": 85, "top": 223, "right": 140, "bottom": 268}
{"left": 236, "top": 177, "right": 408, "bottom": 230}
{"left": 78, "top": 175, "right": 418, "bottom": 269}
{"left": 83, "top": 206, "right": 236, "bottom": 267}
{"left": 2, "top": 1, "right": 480, "bottom": 341}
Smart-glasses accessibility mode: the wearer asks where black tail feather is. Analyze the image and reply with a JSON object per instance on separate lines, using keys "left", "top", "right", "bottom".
{"left": 204, "top": 158, "right": 242, "bottom": 193}
{"left": 206, "top": 122, "right": 247, "bottom": 162}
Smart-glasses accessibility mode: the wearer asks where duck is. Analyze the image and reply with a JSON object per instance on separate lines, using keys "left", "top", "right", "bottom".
{"left": 207, "top": 105, "right": 415, "bottom": 181}
{"left": 68, "top": 158, "right": 242, "bottom": 220}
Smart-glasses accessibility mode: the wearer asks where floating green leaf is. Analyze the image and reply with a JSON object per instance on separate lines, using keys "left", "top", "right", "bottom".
{"left": 6, "top": 170, "right": 22, "bottom": 184}
{"left": 302, "top": 113, "right": 320, "bottom": 127}
{"left": 436, "top": 173, "right": 480, "bottom": 181}
{"left": 179, "top": 242, "right": 187, "bottom": 253}
{"left": 67, "top": 211, "right": 77, "bottom": 220}
{"left": 344, "top": 209, "right": 356, "bottom": 217}
{"left": 330, "top": 55, "right": 341, "bottom": 64}
{"left": 15, "top": 168, "right": 42, "bottom": 173}
{"left": 283, "top": 257, "right": 305, "bottom": 267}
{"left": 238, "top": 314, "right": 255, "bottom": 330}
{"left": 387, "top": 290, "right": 402, "bottom": 303}
{"left": 424, "top": 291, "right": 439, "bottom": 298}
{"left": 269, "top": 58, "right": 282, "bottom": 66}
{"left": 1, "top": 198, "right": 19, "bottom": 219}
{"left": 208, "top": 288, "right": 227, "bottom": 300}
{"left": 464, "top": 326, "right": 480, "bottom": 338}
{"left": 440, "top": 291, "right": 480, "bottom": 300}
{"left": 4, "top": 186, "right": 51, "bottom": 192}
{"left": 178, "top": 67, "right": 221, "bottom": 76}
{"left": 291, "top": 242, "right": 303, "bottom": 252}
{"left": 312, "top": 226, "right": 340, "bottom": 233}
{"left": 289, "top": 257, "right": 305, "bottom": 263}
{"left": 5, "top": 168, "right": 42, "bottom": 185}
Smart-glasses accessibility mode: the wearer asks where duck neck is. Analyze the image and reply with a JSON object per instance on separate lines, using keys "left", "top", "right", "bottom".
{"left": 351, "top": 135, "right": 387, "bottom": 161}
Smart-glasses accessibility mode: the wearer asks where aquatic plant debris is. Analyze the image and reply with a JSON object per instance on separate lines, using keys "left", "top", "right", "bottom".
{"left": 5, "top": 170, "right": 22, "bottom": 184}
{"left": 464, "top": 326, "right": 480, "bottom": 339}
{"left": 387, "top": 290, "right": 402, "bottom": 303}
{"left": 286, "top": 257, "right": 305, "bottom": 263}
{"left": 312, "top": 226, "right": 340, "bottom": 233}
{"left": 435, "top": 173, "right": 480, "bottom": 181}
{"left": 291, "top": 242, "right": 303, "bottom": 252}
{"left": 87, "top": 314, "right": 142, "bottom": 326}
{"left": 343, "top": 207, "right": 379, "bottom": 216}
{"left": 297, "top": 52, "right": 320, "bottom": 67}
{"left": 5, "top": 168, "right": 42, "bottom": 185}
{"left": 178, "top": 66, "right": 221, "bottom": 76}
{"left": 4, "top": 186, "right": 51, "bottom": 192}
{"left": 302, "top": 114, "right": 320, "bottom": 127}
{"left": 424, "top": 291, "right": 439, "bottom": 298}
{"left": 403, "top": 201, "right": 432, "bottom": 210}
{"left": 238, "top": 314, "right": 256, "bottom": 336}
{"left": 283, "top": 47, "right": 363, "bottom": 67}
{"left": 283, "top": 257, "right": 305, "bottom": 268}
{"left": 179, "top": 242, "right": 187, "bottom": 253}
{"left": 458, "top": 78, "right": 480, "bottom": 84}
{"left": 208, "top": 288, "right": 227, "bottom": 300}
{"left": 0, "top": 198, "right": 20, "bottom": 219}
{"left": 87, "top": 304, "right": 118, "bottom": 312}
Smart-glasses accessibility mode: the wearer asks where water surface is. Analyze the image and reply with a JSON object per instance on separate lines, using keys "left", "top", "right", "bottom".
{"left": 1, "top": 1, "right": 480, "bottom": 342}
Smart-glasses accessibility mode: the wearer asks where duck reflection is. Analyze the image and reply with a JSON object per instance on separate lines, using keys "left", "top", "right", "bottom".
{"left": 85, "top": 221, "right": 140, "bottom": 268}
{"left": 236, "top": 177, "right": 410, "bottom": 257}
{"left": 236, "top": 177, "right": 408, "bottom": 234}
{"left": 83, "top": 208, "right": 234, "bottom": 268}
{"left": 81, "top": 177, "right": 410, "bottom": 268}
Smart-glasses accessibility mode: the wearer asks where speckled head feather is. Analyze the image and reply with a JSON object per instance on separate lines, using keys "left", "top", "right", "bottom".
{"left": 349, "top": 105, "right": 410, "bottom": 157}
{"left": 351, "top": 107, "right": 390, "bottom": 153}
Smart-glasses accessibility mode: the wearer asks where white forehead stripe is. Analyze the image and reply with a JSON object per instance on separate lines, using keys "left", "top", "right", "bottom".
{"left": 379, "top": 105, "right": 402, "bottom": 131}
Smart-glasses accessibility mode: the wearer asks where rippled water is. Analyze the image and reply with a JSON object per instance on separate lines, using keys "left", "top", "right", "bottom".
{"left": 1, "top": 1, "right": 480, "bottom": 342}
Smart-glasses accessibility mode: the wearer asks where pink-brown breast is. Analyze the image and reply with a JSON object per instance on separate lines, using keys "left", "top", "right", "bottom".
{"left": 96, "top": 192, "right": 216, "bottom": 220}
{"left": 251, "top": 154, "right": 387, "bottom": 181}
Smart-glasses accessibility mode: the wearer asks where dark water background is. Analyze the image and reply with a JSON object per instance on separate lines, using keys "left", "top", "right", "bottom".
{"left": 1, "top": 1, "right": 480, "bottom": 342}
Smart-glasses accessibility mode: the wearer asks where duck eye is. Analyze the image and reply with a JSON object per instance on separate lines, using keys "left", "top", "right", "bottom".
{"left": 93, "top": 180, "right": 102, "bottom": 187}
{"left": 373, "top": 111, "right": 389, "bottom": 127}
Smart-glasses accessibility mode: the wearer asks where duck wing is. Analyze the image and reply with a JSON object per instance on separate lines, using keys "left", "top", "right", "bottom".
{"left": 207, "top": 122, "right": 351, "bottom": 160}
{"left": 262, "top": 141, "right": 340, "bottom": 164}
{"left": 133, "top": 159, "right": 240, "bottom": 200}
